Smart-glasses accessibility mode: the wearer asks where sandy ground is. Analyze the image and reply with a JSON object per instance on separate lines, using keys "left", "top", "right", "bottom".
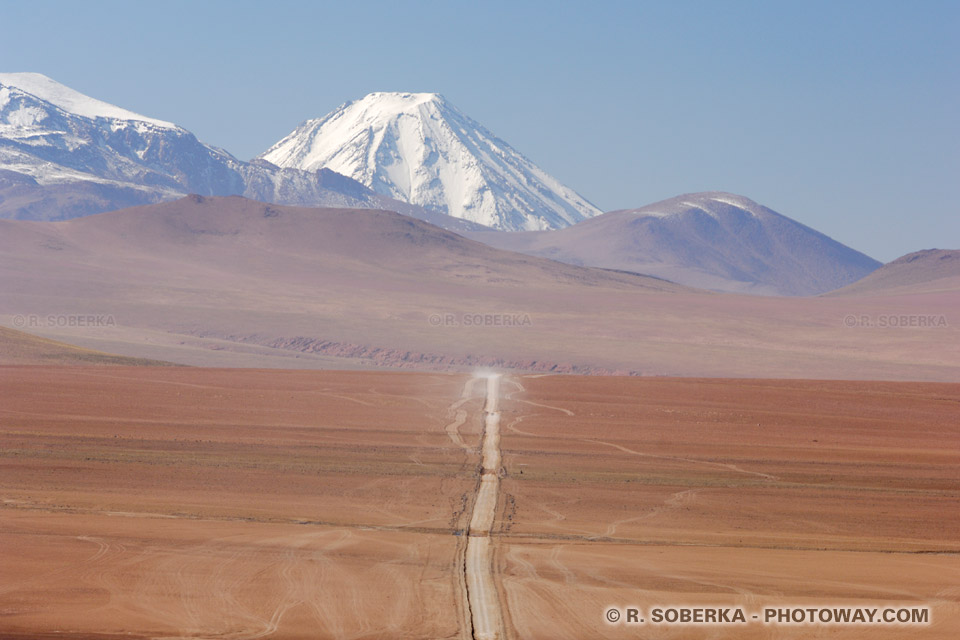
{"left": 1, "top": 368, "right": 957, "bottom": 638}
{"left": 0, "top": 367, "right": 481, "bottom": 639}
{"left": 495, "top": 375, "right": 960, "bottom": 639}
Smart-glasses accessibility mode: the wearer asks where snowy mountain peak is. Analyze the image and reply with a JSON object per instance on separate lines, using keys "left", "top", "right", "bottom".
{"left": 363, "top": 91, "right": 445, "bottom": 105}
{"left": 325, "top": 92, "right": 450, "bottom": 129}
{"left": 623, "top": 192, "right": 775, "bottom": 221}
{"left": 257, "top": 92, "right": 602, "bottom": 230}
{"left": 0, "top": 72, "right": 176, "bottom": 128}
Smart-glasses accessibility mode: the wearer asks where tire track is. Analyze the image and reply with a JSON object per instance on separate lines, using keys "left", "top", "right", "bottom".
{"left": 445, "top": 377, "right": 480, "bottom": 451}
{"left": 588, "top": 438, "right": 779, "bottom": 482}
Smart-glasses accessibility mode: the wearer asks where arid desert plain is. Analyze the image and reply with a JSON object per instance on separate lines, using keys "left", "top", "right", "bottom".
{"left": 1, "top": 365, "right": 957, "bottom": 639}
{"left": 2, "top": 6, "right": 959, "bottom": 639}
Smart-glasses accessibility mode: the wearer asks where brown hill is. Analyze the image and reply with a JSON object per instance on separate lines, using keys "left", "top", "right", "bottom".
{"left": 465, "top": 192, "right": 881, "bottom": 296}
{"left": 828, "top": 249, "right": 960, "bottom": 296}
{"left": 0, "top": 195, "right": 956, "bottom": 380}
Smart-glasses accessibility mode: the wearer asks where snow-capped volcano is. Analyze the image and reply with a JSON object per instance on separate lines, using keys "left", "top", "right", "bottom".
{"left": 0, "top": 74, "right": 487, "bottom": 230}
{"left": 258, "top": 92, "right": 602, "bottom": 230}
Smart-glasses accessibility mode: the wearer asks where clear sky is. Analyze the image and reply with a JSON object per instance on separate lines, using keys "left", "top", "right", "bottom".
{"left": 2, "top": 0, "right": 957, "bottom": 261}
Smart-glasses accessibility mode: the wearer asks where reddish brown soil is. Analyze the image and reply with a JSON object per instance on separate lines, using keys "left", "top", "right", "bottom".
{"left": 0, "top": 367, "right": 481, "bottom": 639}
{"left": 495, "top": 375, "right": 960, "bottom": 639}
{"left": 1, "top": 368, "right": 957, "bottom": 639}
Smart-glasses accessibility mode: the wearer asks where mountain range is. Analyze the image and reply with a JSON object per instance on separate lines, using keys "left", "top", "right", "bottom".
{"left": 0, "top": 73, "right": 487, "bottom": 232}
{"left": 0, "top": 72, "right": 900, "bottom": 297}
{"left": 0, "top": 196, "right": 955, "bottom": 380}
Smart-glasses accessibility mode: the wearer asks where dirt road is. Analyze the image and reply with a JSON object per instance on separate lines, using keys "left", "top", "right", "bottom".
{"left": 464, "top": 373, "right": 505, "bottom": 640}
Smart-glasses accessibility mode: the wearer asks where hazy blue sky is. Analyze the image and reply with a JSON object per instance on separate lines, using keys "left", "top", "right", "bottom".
{"left": 2, "top": 0, "right": 957, "bottom": 260}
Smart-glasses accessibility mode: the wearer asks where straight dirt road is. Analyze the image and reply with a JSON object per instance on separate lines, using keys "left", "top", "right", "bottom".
{"left": 464, "top": 373, "right": 505, "bottom": 640}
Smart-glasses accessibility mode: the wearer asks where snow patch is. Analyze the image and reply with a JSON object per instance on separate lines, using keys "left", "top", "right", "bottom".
{"left": 708, "top": 194, "right": 762, "bottom": 217}
{"left": 0, "top": 72, "right": 176, "bottom": 128}
{"left": 4, "top": 104, "right": 48, "bottom": 128}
